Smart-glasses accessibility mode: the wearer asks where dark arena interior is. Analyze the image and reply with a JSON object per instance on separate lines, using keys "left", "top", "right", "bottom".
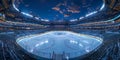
{"left": 0, "top": 0, "right": 120, "bottom": 60}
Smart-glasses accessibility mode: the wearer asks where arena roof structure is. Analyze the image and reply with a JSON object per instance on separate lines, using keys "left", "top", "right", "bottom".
{"left": 0, "top": 0, "right": 120, "bottom": 25}
{"left": 13, "top": 0, "right": 104, "bottom": 21}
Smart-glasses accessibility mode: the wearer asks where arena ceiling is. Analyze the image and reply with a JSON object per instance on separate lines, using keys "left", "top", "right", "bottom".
{"left": 0, "top": 0, "right": 120, "bottom": 25}
{"left": 13, "top": 0, "right": 104, "bottom": 21}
